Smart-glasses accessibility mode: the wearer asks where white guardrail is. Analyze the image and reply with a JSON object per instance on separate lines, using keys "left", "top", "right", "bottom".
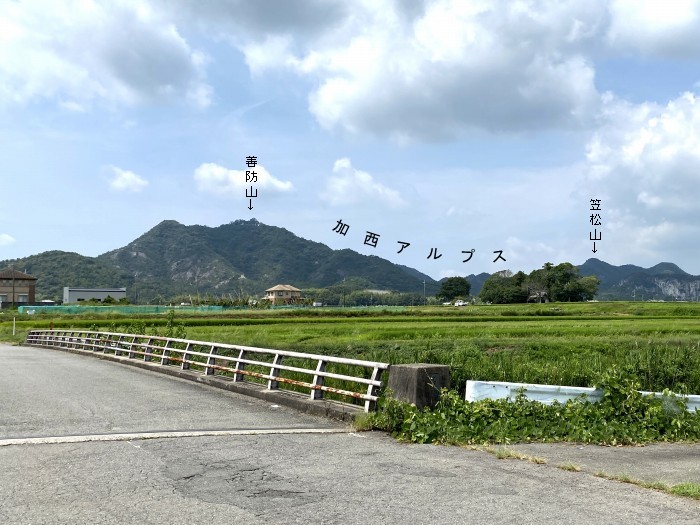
{"left": 26, "top": 330, "right": 389, "bottom": 412}
{"left": 465, "top": 380, "right": 700, "bottom": 413}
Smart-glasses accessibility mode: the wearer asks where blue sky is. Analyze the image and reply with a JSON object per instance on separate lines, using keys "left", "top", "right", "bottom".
{"left": 2, "top": 0, "right": 700, "bottom": 280}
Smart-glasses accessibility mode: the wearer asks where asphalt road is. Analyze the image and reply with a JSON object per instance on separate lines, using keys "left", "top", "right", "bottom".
{"left": 1, "top": 343, "right": 698, "bottom": 524}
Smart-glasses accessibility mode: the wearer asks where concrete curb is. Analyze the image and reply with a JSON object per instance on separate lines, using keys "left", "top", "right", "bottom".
{"left": 28, "top": 345, "right": 364, "bottom": 423}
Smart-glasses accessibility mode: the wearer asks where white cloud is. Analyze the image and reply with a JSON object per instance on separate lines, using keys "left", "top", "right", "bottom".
{"left": 503, "top": 237, "right": 566, "bottom": 273}
{"left": 0, "top": 0, "right": 211, "bottom": 109}
{"left": 321, "top": 158, "right": 406, "bottom": 208}
{"left": 239, "top": 0, "right": 603, "bottom": 140}
{"left": 0, "top": 233, "right": 16, "bottom": 246}
{"left": 194, "top": 163, "right": 293, "bottom": 195}
{"left": 607, "top": 0, "right": 700, "bottom": 57}
{"left": 108, "top": 166, "right": 149, "bottom": 192}
{"left": 583, "top": 91, "right": 700, "bottom": 261}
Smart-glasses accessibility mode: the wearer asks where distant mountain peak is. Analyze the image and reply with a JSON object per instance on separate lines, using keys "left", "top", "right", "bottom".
{"left": 578, "top": 258, "right": 699, "bottom": 301}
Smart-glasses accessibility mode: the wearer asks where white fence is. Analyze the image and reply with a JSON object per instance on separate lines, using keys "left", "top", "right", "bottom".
{"left": 465, "top": 380, "right": 700, "bottom": 412}
{"left": 26, "top": 329, "right": 389, "bottom": 412}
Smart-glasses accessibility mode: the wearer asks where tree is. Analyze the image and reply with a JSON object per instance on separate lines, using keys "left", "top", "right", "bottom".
{"left": 576, "top": 275, "right": 600, "bottom": 301}
{"left": 436, "top": 277, "right": 471, "bottom": 301}
{"left": 525, "top": 262, "right": 600, "bottom": 302}
{"left": 479, "top": 271, "right": 528, "bottom": 304}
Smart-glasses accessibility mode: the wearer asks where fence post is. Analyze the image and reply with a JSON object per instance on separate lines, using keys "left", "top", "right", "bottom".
{"left": 268, "top": 354, "right": 283, "bottom": 390}
{"left": 128, "top": 336, "right": 137, "bottom": 358}
{"left": 144, "top": 338, "right": 153, "bottom": 361}
{"left": 310, "top": 360, "right": 326, "bottom": 400}
{"left": 161, "top": 340, "right": 171, "bottom": 365}
{"left": 181, "top": 342, "right": 192, "bottom": 370}
{"left": 365, "top": 366, "right": 386, "bottom": 412}
{"left": 205, "top": 345, "right": 217, "bottom": 376}
{"left": 233, "top": 349, "right": 246, "bottom": 382}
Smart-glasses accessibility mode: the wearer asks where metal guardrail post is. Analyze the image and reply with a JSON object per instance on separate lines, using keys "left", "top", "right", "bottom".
{"left": 144, "top": 338, "right": 153, "bottom": 362}
{"left": 128, "top": 336, "right": 137, "bottom": 358}
{"left": 181, "top": 342, "right": 192, "bottom": 370}
{"left": 233, "top": 349, "right": 246, "bottom": 382}
{"left": 205, "top": 345, "right": 217, "bottom": 376}
{"left": 161, "top": 340, "right": 171, "bottom": 365}
{"left": 268, "top": 354, "right": 283, "bottom": 390}
{"left": 365, "top": 366, "right": 385, "bottom": 412}
{"left": 310, "top": 360, "right": 326, "bottom": 400}
{"left": 115, "top": 335, "right": 124, "bottom": 356}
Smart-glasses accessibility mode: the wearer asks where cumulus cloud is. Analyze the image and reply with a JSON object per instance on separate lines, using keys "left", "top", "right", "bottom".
{"left": 219, "top": 1, "right": 700, "bottom": 141}
{"left": 607, "top": 0, "right": 700, "bottom": 57}
{"left": 238, "top": 0, "right": 603, "bottom": 140}
{"left": 583, "top": 91, "right": 700, "bottom": 260}
{"left": 194, "top": 163, "right": 293, "bottom": 195}
{"left": 0, "top": 233, "right": 16, "bottom": 246}
{"left": 156, "top": 0, "right": 349, "bottom": 37}
{"left": 0, "top": 0, "right": 211, "bottom": 108}
{"left": 321, "top": 158, "right": 406, "bottom": 208}
{"left": 108, "top": 166, "right": 149, "bottom": 192}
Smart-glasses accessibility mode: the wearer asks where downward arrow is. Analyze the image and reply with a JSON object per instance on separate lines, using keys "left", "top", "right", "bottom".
{"left": 248, "top": 199, "right": 253, "bottom": 210}
{"left": 592, "top": 242, "right": 597, "bottom": 253}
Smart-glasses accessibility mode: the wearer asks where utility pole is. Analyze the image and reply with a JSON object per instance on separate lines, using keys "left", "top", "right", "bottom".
{"left": 423, "top": 280, "right": 426, "bottom": 306}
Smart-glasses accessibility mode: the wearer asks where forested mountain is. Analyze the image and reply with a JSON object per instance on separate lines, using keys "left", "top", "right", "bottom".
{"left": 1, "top": 219, "right": 438, "bottom": 301}
{"left": 578, "top": 258, "right": 700, "bottom": 301}
{"left": 2, "top": 221, "right": 698, "bottom": 303}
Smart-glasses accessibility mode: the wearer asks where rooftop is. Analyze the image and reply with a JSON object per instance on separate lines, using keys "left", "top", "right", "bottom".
{"left": 0, "top": 269, "right": 37, "bottom": 280}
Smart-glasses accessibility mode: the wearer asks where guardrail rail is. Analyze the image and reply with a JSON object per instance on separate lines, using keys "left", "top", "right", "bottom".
{"left": 26, "top": 330, "right": 390, "bottom": 412}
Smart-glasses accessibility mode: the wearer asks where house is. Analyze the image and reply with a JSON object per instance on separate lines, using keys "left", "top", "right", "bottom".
{"left": 63, "top": 287, "right": 127, "bottom": 303}
{"left": 0, "top": 269, "right": 37, "bottom": 306}
{"left": 264, "top": 284, "right": 302, "bottom": 304}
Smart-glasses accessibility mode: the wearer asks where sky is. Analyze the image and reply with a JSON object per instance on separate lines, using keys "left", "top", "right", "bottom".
{"left": 1, "top": 0, "right": 700, "bottom": 281}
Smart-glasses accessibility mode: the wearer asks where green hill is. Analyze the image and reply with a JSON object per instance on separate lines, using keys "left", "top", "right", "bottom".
{"left": 1, "top": 219, "right": 439, "bottom": 302}
{"left": 0, "top": 251, "right": 133, "bottom": 301}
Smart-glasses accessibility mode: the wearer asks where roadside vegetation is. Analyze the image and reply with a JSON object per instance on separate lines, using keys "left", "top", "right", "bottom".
{"left": 594, "top": 472, "right": 700, "bottom": 501}
{"left": 367, "top": 368, "right": 700, "bottom": 445}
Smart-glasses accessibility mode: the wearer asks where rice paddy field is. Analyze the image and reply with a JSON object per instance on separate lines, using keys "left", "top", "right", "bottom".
{"left": 4, "top": 301, "right": 700, "bottom": 394}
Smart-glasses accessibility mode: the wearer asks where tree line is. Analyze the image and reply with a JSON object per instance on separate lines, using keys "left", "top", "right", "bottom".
{"left": 438, "top": 262, "right": 599, "bottom": 303}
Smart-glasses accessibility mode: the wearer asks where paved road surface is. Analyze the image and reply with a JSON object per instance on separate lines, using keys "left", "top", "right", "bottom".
{"left": 1, "top": 343, "right": 698, "bottom": 524}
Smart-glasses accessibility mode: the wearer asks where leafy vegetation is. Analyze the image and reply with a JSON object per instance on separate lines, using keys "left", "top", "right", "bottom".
{"left": 368, "top": 368, "right": 700, "bottom": 445}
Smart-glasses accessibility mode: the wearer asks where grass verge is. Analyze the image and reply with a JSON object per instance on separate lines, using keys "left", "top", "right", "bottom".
{"left": 594, "top": 471, "right": 700, "bottom": 501}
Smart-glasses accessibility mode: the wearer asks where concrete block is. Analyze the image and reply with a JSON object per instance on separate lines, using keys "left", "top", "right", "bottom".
{"left": 387, "top": 364, "right": 450, "bottom": 409}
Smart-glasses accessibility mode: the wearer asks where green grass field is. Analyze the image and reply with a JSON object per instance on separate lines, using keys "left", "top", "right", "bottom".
{"left": 3, "top": 301, "right": 700, "bottom": 393}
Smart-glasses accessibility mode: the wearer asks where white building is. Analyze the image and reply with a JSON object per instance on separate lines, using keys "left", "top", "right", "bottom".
{"left": 264, "top": 284, "right": 302, "bottom": 304}
{"left": 63, "top": 287, "right": 127, "bottom": 303}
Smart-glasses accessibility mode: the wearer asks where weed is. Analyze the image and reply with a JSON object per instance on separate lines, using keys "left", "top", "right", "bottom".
{"left": 593, "top": 472, "right": 700, "bottom": 501}
{"left": 484, "top": 446, "right": 547, "bottom": 463}
{"left": 558, "top": 462, "right": 582, "bottom": 472}
{"left": 669, "top": 483, "right": 700, "bottom": 500}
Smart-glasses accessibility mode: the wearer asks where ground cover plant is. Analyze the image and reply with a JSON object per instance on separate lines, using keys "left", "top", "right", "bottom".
{"left": 367, "top": 368, "right": 700, "bottom": 445}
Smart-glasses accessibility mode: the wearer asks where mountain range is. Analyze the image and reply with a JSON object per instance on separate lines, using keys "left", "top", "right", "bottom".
{"left": 1, "top": 219, "right": 698, "bottom": 302}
